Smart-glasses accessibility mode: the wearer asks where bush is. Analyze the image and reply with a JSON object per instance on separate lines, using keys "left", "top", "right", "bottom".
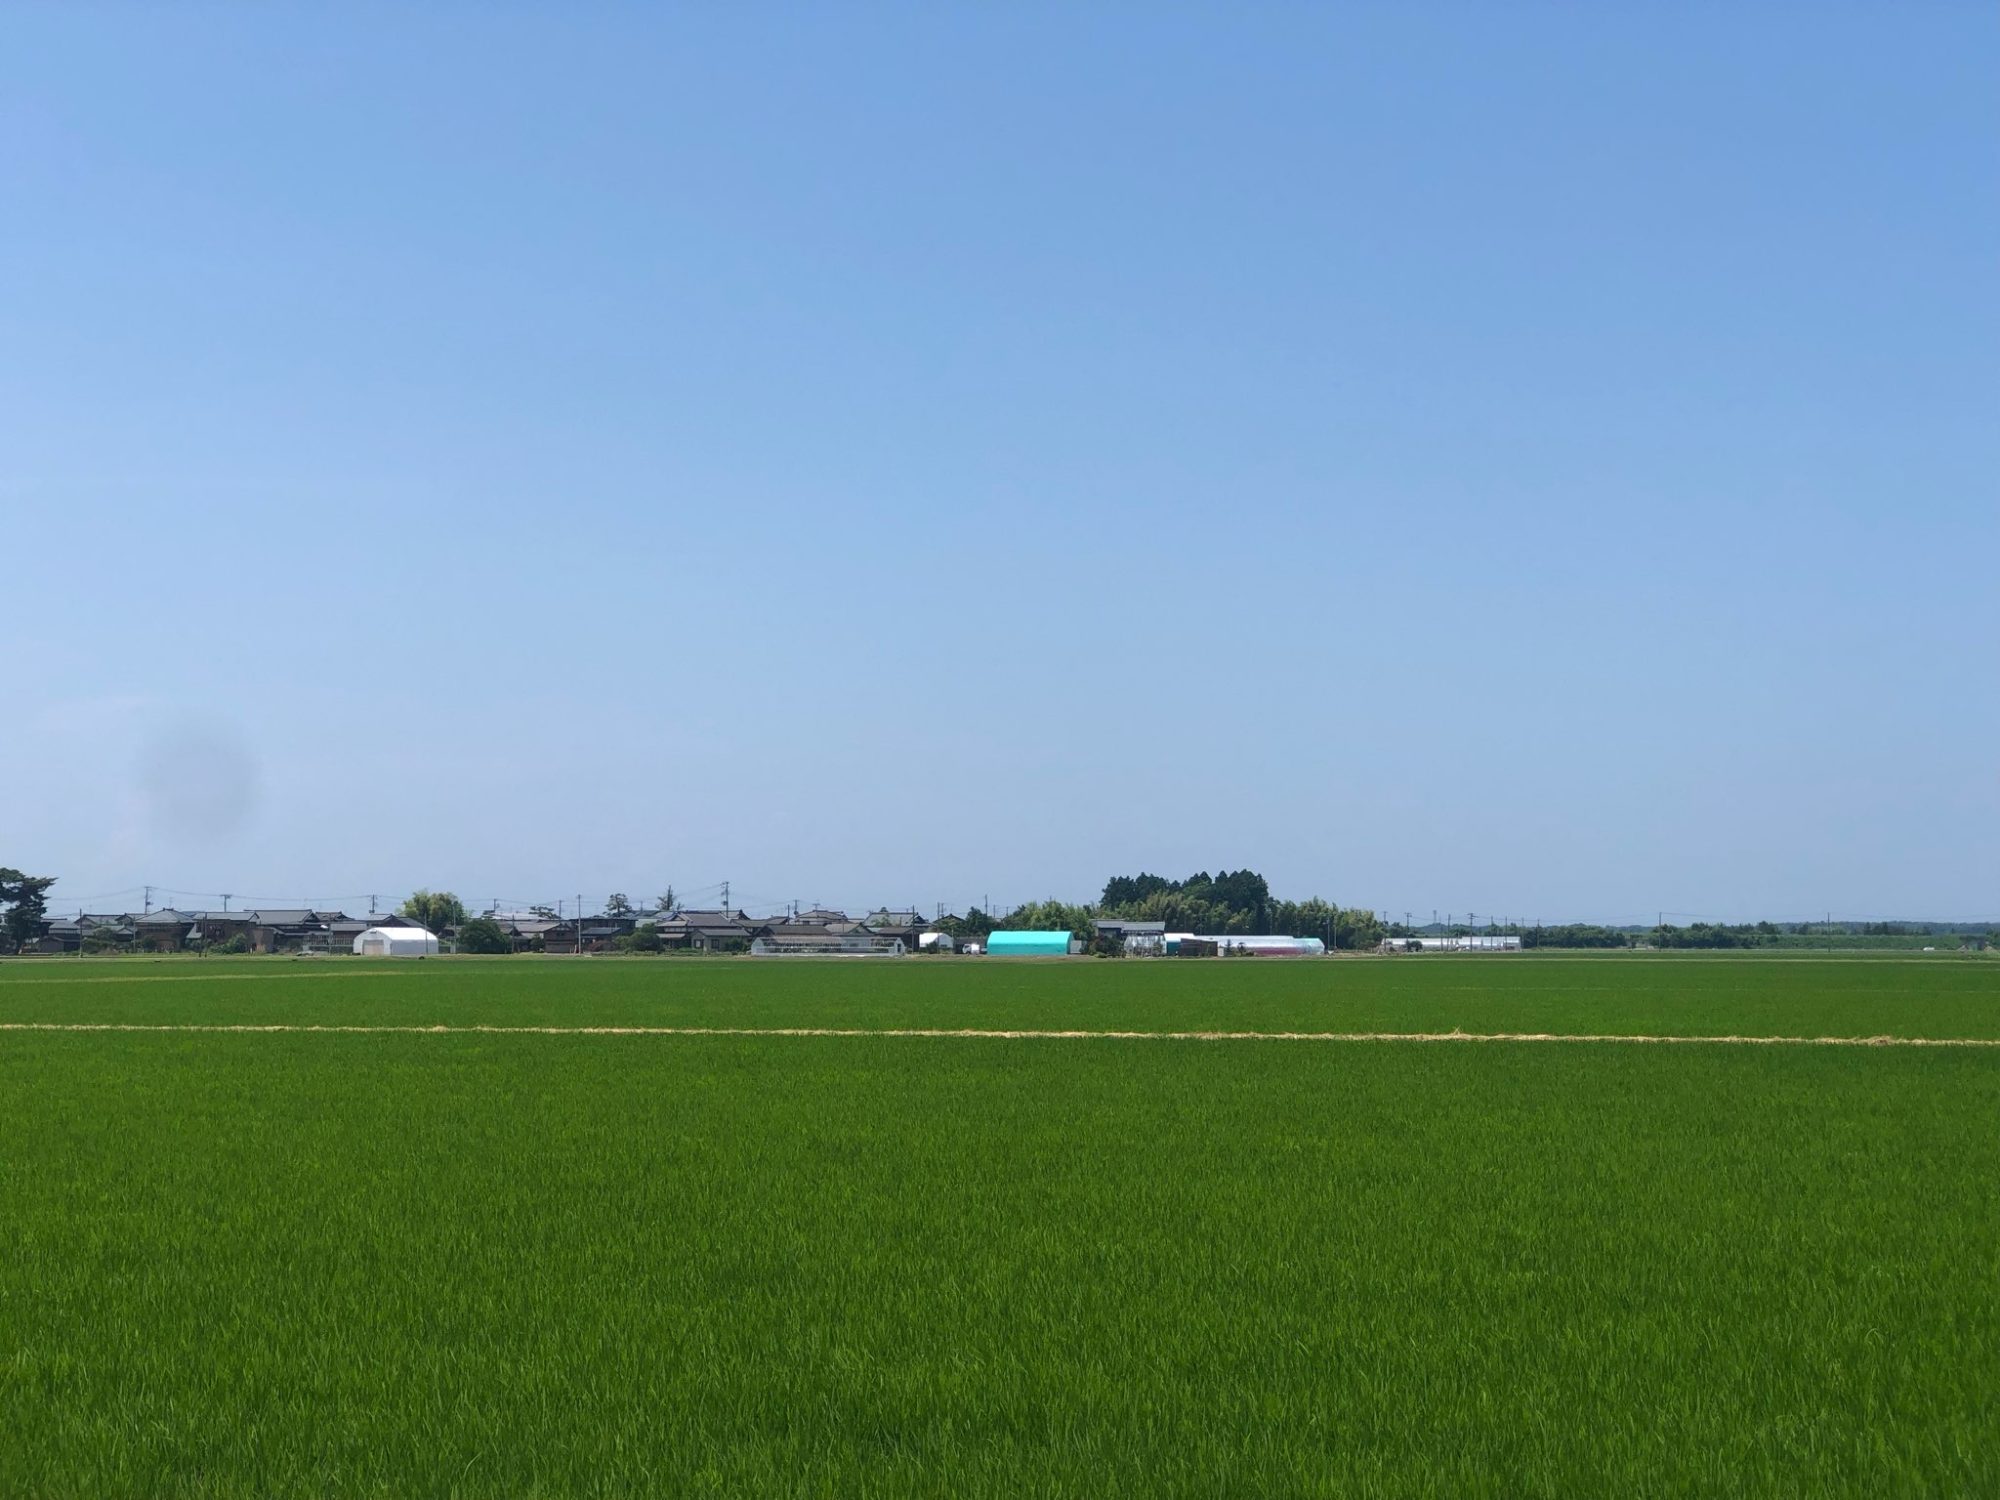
{"left": 456, "top": 918, "right": 510, "bottom": 955}
{"left": 208, "top": 934, "right": 251, "bottom": 955}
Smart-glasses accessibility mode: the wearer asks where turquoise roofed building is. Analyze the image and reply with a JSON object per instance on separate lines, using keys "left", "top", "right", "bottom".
{"left": 984, "top": 930, "right": 1076, "bottom": 956}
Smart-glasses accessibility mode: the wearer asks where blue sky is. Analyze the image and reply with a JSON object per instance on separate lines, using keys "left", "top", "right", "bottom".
{"left": 4, "top": 5, "right": 1995, "bottom": 923}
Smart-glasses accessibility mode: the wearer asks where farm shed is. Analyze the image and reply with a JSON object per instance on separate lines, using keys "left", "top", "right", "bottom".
{"left": 985, "top": 930, "right": 1077, "bottom": 956}
{"left": 1094, "top": 918, "right": 1167, "bottom": 955}
{"left": 353, "top": 926, "right": 439, "bottom": 957}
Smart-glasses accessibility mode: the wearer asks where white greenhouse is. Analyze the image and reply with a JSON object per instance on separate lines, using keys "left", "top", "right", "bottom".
{"left": 352, "top": 925, "right": 439, "bottom": 957}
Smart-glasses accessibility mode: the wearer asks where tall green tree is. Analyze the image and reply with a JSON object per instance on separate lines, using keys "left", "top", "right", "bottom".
{"left": 605, "top": 893, "right": 633, "bottom": 917}
{"left": 401, "top": 890, "right": 467, "bottom": 932}
{"left": 0, "top": 868, "right": 56, "bottom": 948}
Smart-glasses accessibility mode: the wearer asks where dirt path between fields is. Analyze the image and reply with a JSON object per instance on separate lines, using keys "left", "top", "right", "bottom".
{"left": 0, "top": 1023, "right": 1996, "bottom": 1046}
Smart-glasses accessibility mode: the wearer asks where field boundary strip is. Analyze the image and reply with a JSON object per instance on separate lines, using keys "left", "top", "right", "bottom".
{"left": 0, "top": 970, "right": 417, "bottom": 985}
{"left": 0, "top": 1023, "right": 1996, "bottom": 1046}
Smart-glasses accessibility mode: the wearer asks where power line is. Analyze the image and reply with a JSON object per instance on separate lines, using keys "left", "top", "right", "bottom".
{"left": 40, "top": 886, "right": 145, "bottom": 905}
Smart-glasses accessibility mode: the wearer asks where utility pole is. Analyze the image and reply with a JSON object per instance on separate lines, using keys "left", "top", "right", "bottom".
{"left": 721, "top": 880, "right": 730, "bottom": 913}
{"left": 144, "top": 885, "right": 153, "bottom": 915}
{"left": 221, "top": 893, "right": 233, "bottom": 913}
{"left": 369, "top": 894, "right": 379, "bottom": 918}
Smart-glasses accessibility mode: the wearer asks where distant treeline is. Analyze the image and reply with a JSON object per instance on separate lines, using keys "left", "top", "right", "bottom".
{"left": 938, "top": 871, "right": 1386, "bottom": 951}
{"left": 1496, "top": 921, "right": 1991, "bottom": 950}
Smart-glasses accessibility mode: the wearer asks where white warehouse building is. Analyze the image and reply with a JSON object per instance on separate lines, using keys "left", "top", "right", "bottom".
{"left": 353, "top": 925, "right": 439, "bottom": 957}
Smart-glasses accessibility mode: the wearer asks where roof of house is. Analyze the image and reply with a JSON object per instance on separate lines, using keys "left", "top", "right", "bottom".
{"left": 660, "top": 910, "right": 753, "bottom": 936}
{"left": 248, "top": 909, "right": 317, "bottom": 926}
{"left": 135, "top": 909, "right": 190, "bottom": 926}
{"left": 754, "top": 923, "right": 843, "bottom": 942}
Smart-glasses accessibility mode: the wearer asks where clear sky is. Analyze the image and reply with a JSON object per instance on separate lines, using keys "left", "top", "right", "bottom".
{"left": 4, "top": 5, "right": 1995, "bottom": 924}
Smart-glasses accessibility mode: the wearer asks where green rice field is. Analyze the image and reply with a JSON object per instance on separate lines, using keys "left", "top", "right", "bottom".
{"left": 2, "top": 954, "right": 1996, "bottom": 1496}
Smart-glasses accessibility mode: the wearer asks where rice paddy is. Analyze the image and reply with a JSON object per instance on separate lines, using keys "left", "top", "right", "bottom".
{"left": 1, "top": 955, "right": 1995, "bottom": 1496}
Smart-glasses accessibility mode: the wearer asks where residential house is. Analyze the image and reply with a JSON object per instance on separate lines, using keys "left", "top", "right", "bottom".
{"left": 860, "top": 907, "right": 926, "bottom": 949}
{"left": 243, "top": 909, "right": 323, "bottom": 953}
{"left": 324, "top": 916, "right": 372, "bottom": 951}
{"left": 656, "top": 909, "right": 756, "bottom": 951}
{"left": 498, "top": 917, "right": 561, "bottom": 952}
{"left": 133, "top": 908, "right": 196, "bottom": 951}
{"left": 26, "top": 916, "right": 81, "bottom": 954}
